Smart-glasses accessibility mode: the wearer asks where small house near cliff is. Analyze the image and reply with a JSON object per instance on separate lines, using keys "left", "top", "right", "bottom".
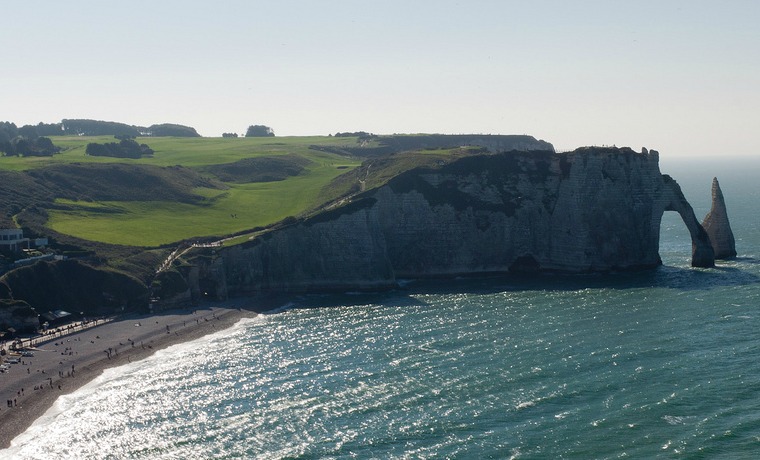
{"left": 0, "top": 229, "right": 29, "bottom": 253}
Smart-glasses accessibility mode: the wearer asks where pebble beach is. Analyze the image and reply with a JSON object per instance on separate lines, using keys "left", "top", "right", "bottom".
{"left": 0, "top": 305, "right": 256, "bottom": 449}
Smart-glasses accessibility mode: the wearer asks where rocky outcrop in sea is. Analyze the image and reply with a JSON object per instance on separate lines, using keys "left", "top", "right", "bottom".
{"left": 702, "top": 177, "right": 737, "bottom": 259}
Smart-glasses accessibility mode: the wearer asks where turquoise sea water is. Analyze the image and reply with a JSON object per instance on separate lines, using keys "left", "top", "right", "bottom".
{"left": 5, "top": 157, "right": 760, "bottom": 459}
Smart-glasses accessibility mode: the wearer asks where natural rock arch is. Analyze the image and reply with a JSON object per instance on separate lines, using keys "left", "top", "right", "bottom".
{"left": 660, "top": 175, "right": 715, "bottom": 267}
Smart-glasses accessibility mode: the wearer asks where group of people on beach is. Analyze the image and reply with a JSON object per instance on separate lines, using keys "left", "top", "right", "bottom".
{"left": 3, "top": 318, "right": 108, "bottom": 353}
{"left": 1, "top": 337, "right": 84, "bottom": 412}
{"left": 0, "top": 308, "right": 231, "bottom": 420}
{"left": 0, "top": 317, "right": 123, "bottom": 413}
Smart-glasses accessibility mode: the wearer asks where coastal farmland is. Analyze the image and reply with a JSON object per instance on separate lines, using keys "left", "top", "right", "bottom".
{"left": 0, "top": 136, "right": 362, "bottom": 247}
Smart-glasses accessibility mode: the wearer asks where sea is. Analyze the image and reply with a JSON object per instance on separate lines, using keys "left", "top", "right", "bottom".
{"left": 4, "top": 156, "right": 760, "bottom": 459}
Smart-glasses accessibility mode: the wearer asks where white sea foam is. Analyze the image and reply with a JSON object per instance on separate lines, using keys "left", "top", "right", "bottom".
{"left": 263, "top": 302, "right": 297, "bottom": 314}
{"left": 516, "top": 400, "right": 536, "bottom": 410}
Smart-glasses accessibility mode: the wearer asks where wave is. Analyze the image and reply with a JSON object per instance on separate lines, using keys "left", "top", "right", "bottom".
{"left": 262, "top": 302, "right": 298, "bottom": 314}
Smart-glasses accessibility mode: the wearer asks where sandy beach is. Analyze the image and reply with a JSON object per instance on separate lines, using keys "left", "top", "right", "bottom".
{"left": 0, "top": 304, "right": 257, "bottom": 449}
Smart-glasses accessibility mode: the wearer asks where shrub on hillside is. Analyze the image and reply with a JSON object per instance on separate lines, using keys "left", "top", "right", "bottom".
{"left": 151, "top": 269, "right": 189, "bottom": 301}
{"left": 0, "top": 259, "right": 149, "bottom": 315}
{"left": 86, "top": 138, "right": 154, "bottom": 158}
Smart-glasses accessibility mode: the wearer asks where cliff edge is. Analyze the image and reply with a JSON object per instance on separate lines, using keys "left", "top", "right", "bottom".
{"left": 173, "top": 147, "right": 716, "bottom": 301}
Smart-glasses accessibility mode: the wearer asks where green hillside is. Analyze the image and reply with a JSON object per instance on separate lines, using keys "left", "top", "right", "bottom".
{"left": 0, "top": 134, "right": 535, "bottom": 250}
{"left": 0, "top": 136, "right": 363, "bottom": 247}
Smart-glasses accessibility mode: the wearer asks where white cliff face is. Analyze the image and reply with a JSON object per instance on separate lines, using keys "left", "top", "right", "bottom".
{"left": 545, "top": 149, "right": 664, "bottom": 271}
{"left": 701, "top": 177, "right": 736, "bottom": 259}
{"left": 207, "top": 203, "right": 395, "bottom": 295}
{"left": 186, "top": 148, "right": 715, "bottom": 299}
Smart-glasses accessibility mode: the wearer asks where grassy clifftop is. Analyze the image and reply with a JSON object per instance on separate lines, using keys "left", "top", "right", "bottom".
{"left": 1, "top": 136, "right": 363, "bottom": 247}
{"left": 1, "top": 133, "right": 549, "bottom": 274}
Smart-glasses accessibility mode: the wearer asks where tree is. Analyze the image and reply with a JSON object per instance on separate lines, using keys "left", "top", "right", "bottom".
{"left": 245, "top": 125, "right": 275, "bottom": 137}
{"left": 0, "top": 139, "right": 12, "bottom": 155}
{"left": 12, "top": 138, "right": 31, "bottom": 156}
{"left": 32, "top": 137, "right": 59, "bottom": 155}
{"left": 85, "top": 143, "right": 110, "bottom": 157}
{"left": 17, "top": 125, "right": 38, "bottom": 140}
{"left": 0, "top": 123, "right": 60, "bottom": 156}
{"left": 62, "top": 119, "right": 141, "bottom": 137}
{"left": 35, "top": 122, "right": 64, "bottom": 136}
{"left": 0, "top": 122, "right": 18, "bottom": 139}
{"left": 145, "top": 123, "right": 200, "bottom": 137}
{"left": 222, "top": 132, "right": 238, "bottom": 138}
{"left": 0, "top": 122, "right": 15, "bottom": 155}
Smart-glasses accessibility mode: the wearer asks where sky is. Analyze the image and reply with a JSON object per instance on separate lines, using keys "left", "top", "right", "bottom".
{"left": 2, "top": 0, "right": 759, "bottom": 156}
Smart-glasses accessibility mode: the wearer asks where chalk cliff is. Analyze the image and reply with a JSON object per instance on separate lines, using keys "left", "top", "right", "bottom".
{"left": 701, "top": 177, "right": 736, "bottom": 259}
{"left": 177, "top": 147, "right": 716, "bottom": 300}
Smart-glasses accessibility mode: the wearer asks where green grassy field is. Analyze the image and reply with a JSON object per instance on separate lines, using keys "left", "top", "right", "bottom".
{"left": 4, "top": 136, "right": 363, "bottom": 247}
{"left": 0, "top": 135, "right": 360, "bottom": 171}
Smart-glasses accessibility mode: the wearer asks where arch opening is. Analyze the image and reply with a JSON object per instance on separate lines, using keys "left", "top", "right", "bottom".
{"left": 661, "top": 176, "right": 715, "bottom": 268}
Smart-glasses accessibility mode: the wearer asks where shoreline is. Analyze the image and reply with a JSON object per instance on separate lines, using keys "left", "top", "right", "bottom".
{"left": 0, "top": 305, "right": 257, "bottom": 449}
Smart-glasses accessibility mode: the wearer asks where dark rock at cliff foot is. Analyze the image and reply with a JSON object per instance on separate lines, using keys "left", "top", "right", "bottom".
{"left": 702, "top": 177, "right": 736, "bottom": 259}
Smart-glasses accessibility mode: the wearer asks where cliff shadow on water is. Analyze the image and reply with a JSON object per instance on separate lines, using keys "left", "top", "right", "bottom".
{"left": 266, "top": 263, "right": 760, "bottom": 313}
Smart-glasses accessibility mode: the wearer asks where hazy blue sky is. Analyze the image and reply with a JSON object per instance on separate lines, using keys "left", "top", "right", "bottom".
{"left": 3, "top": 0, "right": 759, "bottom": 156}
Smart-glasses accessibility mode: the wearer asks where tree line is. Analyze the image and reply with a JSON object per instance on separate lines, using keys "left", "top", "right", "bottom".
{"left": 60, "top": 120, "right": 201, "bottom": 137}
{"left": 0, "top": 122, "right": 60, "bottom": 157}
{"left": 1, "top": 119, "right": 201, "bottom": 139}
{"left": 334, "top": 131, "right": 375, "bottom": 139}
{"left": 0, "top": 119, "right": 282, "bottom": 158}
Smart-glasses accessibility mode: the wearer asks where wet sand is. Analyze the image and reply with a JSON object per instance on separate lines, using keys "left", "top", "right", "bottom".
{"left": 0, "top": 305, "right": 257, "bottom": 449}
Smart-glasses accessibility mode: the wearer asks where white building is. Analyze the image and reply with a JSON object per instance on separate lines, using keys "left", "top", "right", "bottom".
{"left": 0, "top": 229, "right": 30, "bottom": 252}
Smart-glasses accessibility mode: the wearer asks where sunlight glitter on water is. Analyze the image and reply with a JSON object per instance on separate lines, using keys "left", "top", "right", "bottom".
{"left": 4, "top": 167, "right": 760, "bottom": 458}
{"left": 6, "top": 276, "right": 760, "bottom": 458}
